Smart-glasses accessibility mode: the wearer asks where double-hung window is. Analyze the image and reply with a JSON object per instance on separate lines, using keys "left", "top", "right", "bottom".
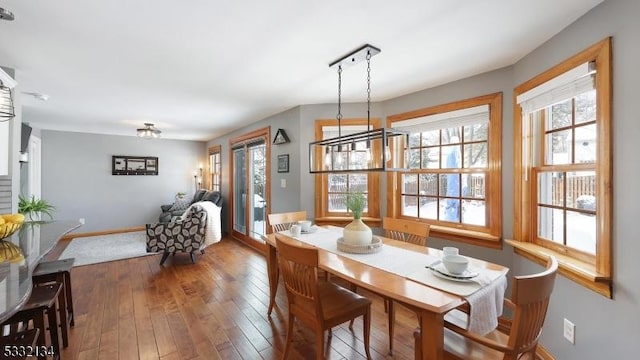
{"left": 209, "top": 145, "right": 221, "bottom": 192}
{"left": 314, "top": 118, "right": 381, "bottom": 226}
{"left": 387, "top": 93, "right": 502, "bottom": 246}
{"left": 511, "top": 38, "right": 612, "bottom": 297}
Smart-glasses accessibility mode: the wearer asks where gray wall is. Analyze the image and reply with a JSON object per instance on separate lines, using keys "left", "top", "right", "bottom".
{"left": 511, "top": 0, "right": 640, "bottom": 356}
{"left": 41, "top": 130, "right": 206, "bottom": 232}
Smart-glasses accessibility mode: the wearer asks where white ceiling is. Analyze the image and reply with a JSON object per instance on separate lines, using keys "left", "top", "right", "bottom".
{"left": 0, "top": 0, "right": 603, "bottom": 141}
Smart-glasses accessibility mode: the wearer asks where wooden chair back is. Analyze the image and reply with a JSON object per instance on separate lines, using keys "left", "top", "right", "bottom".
{"left": 275, "top": 233, "right": 373, "bottom": 360}
{"left": 506, "top": 255, "right": 558, "bottom": 355}
{"left": 268, "top": 211, "right": 307, "bottom": 232}
{"left": 423, "top": 255, "right": 559, "bottom": 360}
{"left": 274, "top": 234, "right": 323, "bottom": 327}
{"left": 383, "top": 217, "right": 430, "bottom": 246}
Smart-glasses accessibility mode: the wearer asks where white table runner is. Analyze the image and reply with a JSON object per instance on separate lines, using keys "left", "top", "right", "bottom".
{"left": 280, "top": 225, "right": 508, "bottom": 334}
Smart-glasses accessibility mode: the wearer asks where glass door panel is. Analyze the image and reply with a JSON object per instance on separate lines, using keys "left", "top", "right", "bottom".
{"left": 248, "top": 142, "right": 266, "bottom": 240}
{"left": 233, "top": 147, "right": 246, "bottom": 234}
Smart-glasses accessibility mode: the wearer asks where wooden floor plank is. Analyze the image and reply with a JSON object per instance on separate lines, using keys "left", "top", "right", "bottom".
{"left": 97, "top": 329, "right": 118, "bottom": 360}
{"left": 58, "top": 236, "right": 420, "bottom": 360}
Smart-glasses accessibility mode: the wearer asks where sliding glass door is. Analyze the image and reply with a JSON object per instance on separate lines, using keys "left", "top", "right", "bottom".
{"left": 230, "top": 128, "right": 270, "bottom": 251}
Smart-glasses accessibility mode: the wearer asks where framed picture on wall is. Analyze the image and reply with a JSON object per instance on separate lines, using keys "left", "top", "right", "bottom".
{"left": 277, "top": 154, "right": 289, "bottom": 173}
{"left": 112, "top": 155, "right": 159, "bottom": 175}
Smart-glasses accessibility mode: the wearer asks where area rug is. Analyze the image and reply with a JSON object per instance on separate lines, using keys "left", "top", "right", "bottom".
{"left": 59, "top": 231, "right": 156, "bottom": 266}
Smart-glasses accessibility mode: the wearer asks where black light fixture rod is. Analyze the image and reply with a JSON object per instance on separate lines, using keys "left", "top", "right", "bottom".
{"left": 337, "top": 65, "right": 342, "bottom": 148}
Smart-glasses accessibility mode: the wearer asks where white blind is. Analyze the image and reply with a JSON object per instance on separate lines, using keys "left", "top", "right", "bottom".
{"left": 517, "top": 62, "right": 595, "bottom": 114}
{"left": 392, "top": 105, "right": 489, "bottom": 133}
{"left": 322, "top": 125, "right": 371, "bottom": 139}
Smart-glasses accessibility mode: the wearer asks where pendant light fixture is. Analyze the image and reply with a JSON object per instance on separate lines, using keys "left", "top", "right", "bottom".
{"left": 309, "top": 44, "right": 408, "bottom": 173}
{"left": 0, "top": 81, "right": 15, "bottom": 122}
{"left": 137, "top": 123, "right": 162, "bottom": 138}
{"left": 1, "top": 8, "right": 16, "bottom": 121}
{"left": 0, "top": 68, "right": 17, "bottom": 122}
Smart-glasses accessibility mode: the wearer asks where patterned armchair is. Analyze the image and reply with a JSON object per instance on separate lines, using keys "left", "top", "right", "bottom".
{"left": 146, "top": 204, "right": 208, "bottom": 265}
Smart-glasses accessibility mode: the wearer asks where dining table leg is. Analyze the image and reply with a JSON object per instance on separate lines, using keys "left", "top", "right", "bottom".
{"left": 266, "top": 243, "right": 279, "bottom": 316}
{"left": 418, "top": 310, "right": 444, "bottom": 360}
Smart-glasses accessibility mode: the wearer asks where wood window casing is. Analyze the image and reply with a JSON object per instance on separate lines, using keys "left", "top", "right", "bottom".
{"left": 314, "top": 118, "right": 381, "bottom": 228}
{"left": 386, "top": 93, "right": 503, "bottom": 248}
{"left": 510, "top": 37, "right": 612, "bottom": 298}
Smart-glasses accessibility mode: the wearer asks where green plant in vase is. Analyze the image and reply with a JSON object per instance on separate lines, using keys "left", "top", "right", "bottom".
{"left": 343, "top": 191, "right": 372, "bottom": 245}
{"left": 18, "top": 195, "right": 56, "bottom": 221}
{"left": 346, "top": 191, "right": 366, "bottom": 219}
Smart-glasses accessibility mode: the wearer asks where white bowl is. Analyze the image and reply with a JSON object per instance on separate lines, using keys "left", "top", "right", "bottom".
{"left": 298, "top": 220, "right": 312, "bottom": 232}
{"left": 442, "top": 254, "right": 469, "bottom": 275}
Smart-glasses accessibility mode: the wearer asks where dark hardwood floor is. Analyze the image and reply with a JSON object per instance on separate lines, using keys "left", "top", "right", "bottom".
{"left": 54, "top": 236, "right": 420, "bottom": 360}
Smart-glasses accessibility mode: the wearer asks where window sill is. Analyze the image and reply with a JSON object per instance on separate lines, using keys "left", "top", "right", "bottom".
{"left": 429, "top": 225, "right": 502, "bottom": 249}
{"left": 314, "top": 217, "right": 382, "bottom": 228}
{"left": 505, "top": 239, "right": 612, "bottom": 298}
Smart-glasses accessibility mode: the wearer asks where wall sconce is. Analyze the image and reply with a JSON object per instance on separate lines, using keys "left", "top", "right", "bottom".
{"left": 193, "top": 165, "right": 204, "bottom": 191}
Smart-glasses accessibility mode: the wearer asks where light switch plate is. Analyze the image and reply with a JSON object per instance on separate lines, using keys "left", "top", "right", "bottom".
{"left": 563, "top": 318, "right": 575, "bottom": 344}
{"left": 281, "top": 179, "right": 286, "bottom": 188}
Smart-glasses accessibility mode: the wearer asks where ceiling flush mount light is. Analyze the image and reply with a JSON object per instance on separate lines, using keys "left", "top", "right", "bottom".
{"left": 0, "top": 7, "right": 14, "bottom": 21}
{"left": 309, "top": 44, "right": 408, "bottom": 173}
{"left": 137, "top": 123, "right": 162, "bottom": 138}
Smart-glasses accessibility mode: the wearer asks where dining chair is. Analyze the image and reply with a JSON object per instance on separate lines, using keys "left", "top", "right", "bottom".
{"left": 267, "top": 211, "right": 307, "bottom": 232}
{"left": 275, "top": 233, "right": 372, "bottom": 360}
{"left": 413, "top": 255, "right": 558, "bottom": 360}
{"left": 382, "top": 217, "right": 430, "bottom": 355}
{"left": 383, "top": 217, "right": 430, "bottom": 246}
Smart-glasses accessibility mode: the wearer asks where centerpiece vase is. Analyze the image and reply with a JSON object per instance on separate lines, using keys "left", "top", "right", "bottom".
{"left": 343, "top": 217, "right": 372, "bottom": 246}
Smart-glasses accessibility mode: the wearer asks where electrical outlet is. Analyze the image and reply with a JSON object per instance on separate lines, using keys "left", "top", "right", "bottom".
{"left": 563, "top": 318, "right": 575, "bottom": 344}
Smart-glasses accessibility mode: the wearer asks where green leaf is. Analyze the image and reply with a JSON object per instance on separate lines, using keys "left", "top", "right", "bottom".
{"left": 18, "top": 195, "right": 56, "bottom": 220}
{"left": 345, "top": 191, "right": 366, "bottom": 219}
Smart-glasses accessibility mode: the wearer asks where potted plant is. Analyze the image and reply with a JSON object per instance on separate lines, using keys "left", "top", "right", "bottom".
{"left": 18, "top": 195, "right": 56, "bottom": 221}
{"left": 343, "top": 191, "right": 372, "bottom": 245}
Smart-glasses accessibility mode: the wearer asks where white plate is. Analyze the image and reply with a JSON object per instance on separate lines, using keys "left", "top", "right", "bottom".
{"left": 429, "top": 264, "right": 479, "bottom": 282}
{"left": 301, "top": 226, "right": 318, "bottom": 234}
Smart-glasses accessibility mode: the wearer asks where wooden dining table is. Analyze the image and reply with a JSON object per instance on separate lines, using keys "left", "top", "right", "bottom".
{"left": 264, "top": 227, "right": 508, "bottom": 360}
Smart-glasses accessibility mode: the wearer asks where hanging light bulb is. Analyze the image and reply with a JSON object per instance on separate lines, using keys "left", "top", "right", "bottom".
{"left": 364, "top": 140, "right": 372, "bottom": 164}
{"left": 334, "top": 145, "right": 344, "bottom": 168}
{"left": 324, "top": 146, "right": 331, "bottom": 169}
{"left": 385, "top": 144, "right": 392, "bottom": 163}
{"left": 349, "top": 142, "right": 358, "bottom": 168}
